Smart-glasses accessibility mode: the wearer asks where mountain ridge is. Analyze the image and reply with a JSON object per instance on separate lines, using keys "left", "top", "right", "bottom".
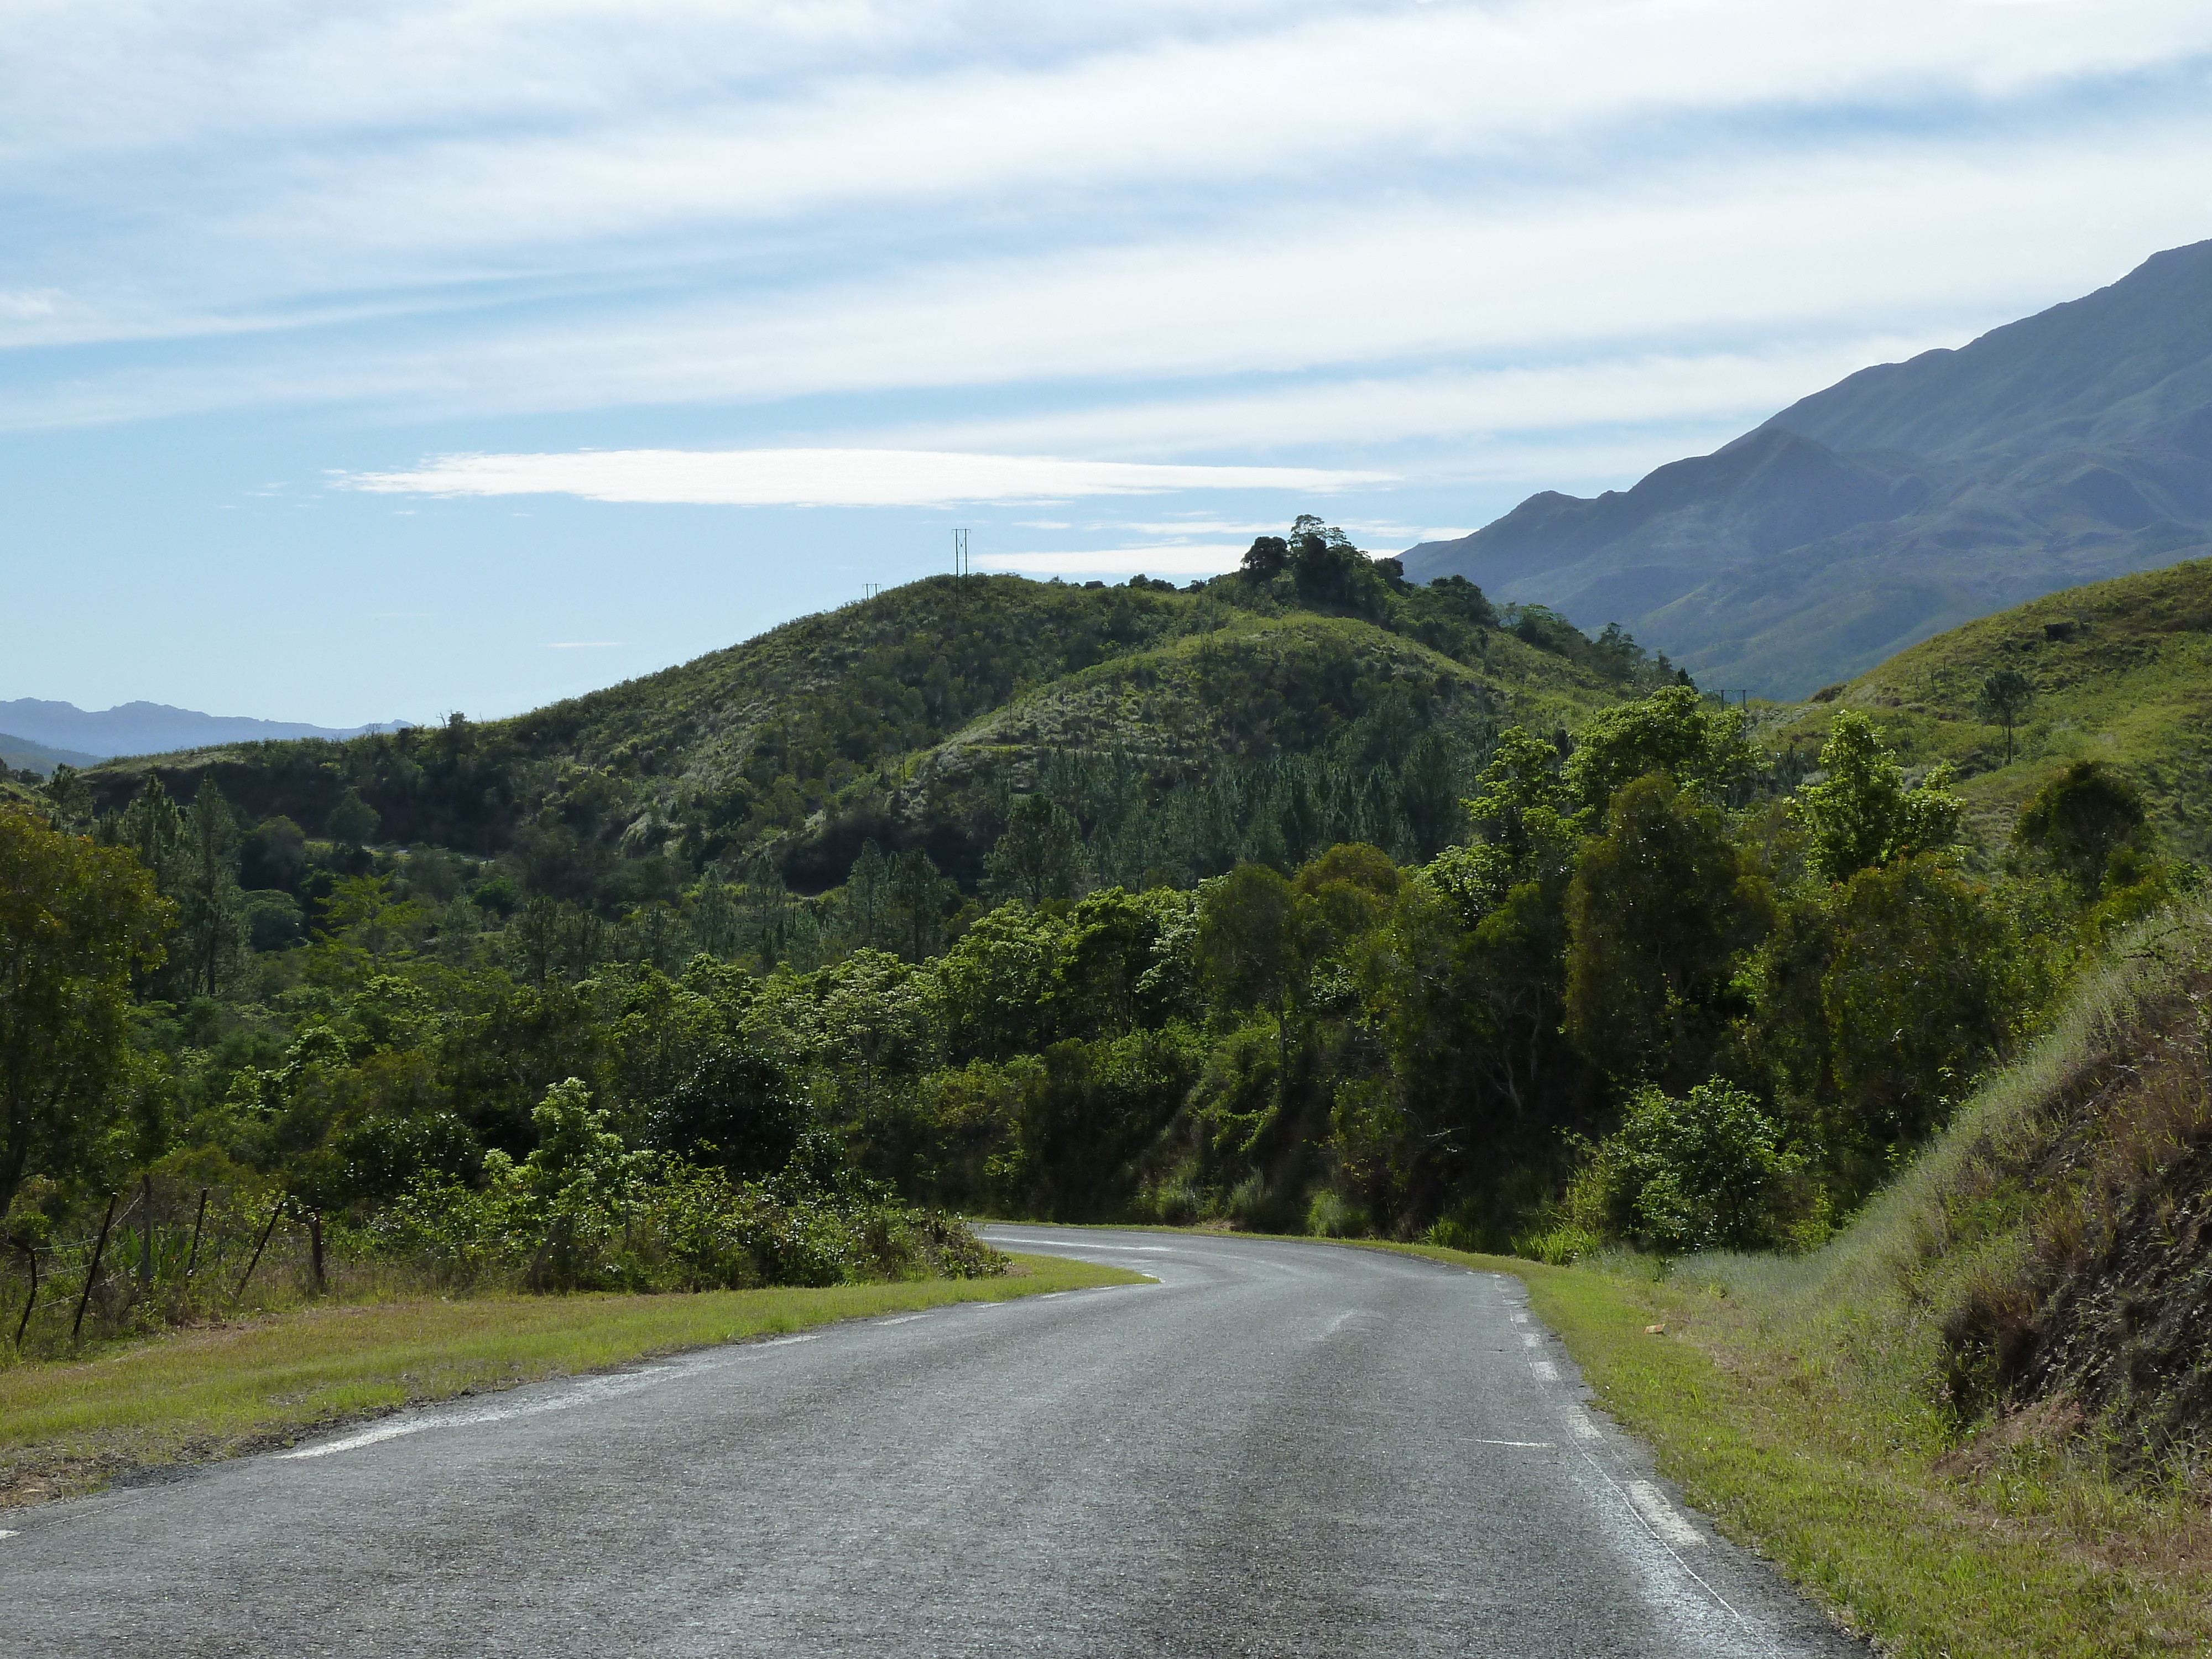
{"left": 0, "top": 698, "right": 412, "bottom": 759}
{"left": 1405, "top": 239, "right": 2212, "bottom": 698}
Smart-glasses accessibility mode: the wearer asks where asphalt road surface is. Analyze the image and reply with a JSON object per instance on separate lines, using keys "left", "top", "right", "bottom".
{"left": 1, "top": 1227, "right": 1861, "bottom": 1656}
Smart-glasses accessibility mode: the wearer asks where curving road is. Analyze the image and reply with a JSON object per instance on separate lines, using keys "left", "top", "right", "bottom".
{"left": 0, "top": 1228, "right": 1858, "bottom": 1656}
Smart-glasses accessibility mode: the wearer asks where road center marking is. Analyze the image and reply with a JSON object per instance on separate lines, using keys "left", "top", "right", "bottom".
{"left": 1472, "top": 1439, "right": 1553, "bottom": 1448}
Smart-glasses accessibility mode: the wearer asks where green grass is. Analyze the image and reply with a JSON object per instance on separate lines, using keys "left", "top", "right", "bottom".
{"left": 1762, "top": 556, "right": 2212, "bottom": 860}
{"left": 0, "top": 1253, "right": 1140, "bottom": 1509}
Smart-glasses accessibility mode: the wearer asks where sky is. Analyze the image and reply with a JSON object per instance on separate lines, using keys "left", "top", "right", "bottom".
{"left": 5, "top": 1, "right": 2211, "bottom": 727}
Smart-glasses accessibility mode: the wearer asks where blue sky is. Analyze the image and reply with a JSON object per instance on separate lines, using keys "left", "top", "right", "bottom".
{"left": 6, "top": 0, "right": 2211, "bottom": 727}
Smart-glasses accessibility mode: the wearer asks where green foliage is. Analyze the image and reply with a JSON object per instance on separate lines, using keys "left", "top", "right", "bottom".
{"left": 1565, "top": 774, "right": 1771, "bottom": 1089}
{"left": 0, "top": 807, "right": 174, "bottom": 1217}
{"left": 1764, "top": 558, "right": 2212, "bottom": 865}
{"left": 1566, "top": 1078, "right": 1808, "bottom": 1253}
{"left": 1563, "top": 684, "right": 1756, "bottom": 816}
{"left": 1197, "top": 863, "right": 1296, "bottom": 1014}
{"left": 648, "top": 1040, "right": 806, "bottom": 1177}
{"left": 326, "top": 787, "right": 380, "bottom": 849}
{"left": 983, "top": 795, "right": 1086, "bottom": 905}
{"left": 33, "top": 568, "right": 2182, "bottom": 1312}
{"left": 1973, "top": 667, "right": 2034, "bottom": 763}
{"left": 2012, "top": 759, "right": 2148, "bottom": 896}
{"left": 1790, "top": 710, "right": 1963, "bottom": 883}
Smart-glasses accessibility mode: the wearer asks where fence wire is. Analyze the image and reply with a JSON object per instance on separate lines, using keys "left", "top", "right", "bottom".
{"left": 3, "top": 1178, "right": 314, "bottom": 1352}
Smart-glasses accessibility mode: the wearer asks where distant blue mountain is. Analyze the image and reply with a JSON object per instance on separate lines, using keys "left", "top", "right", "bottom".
{"left": 0, "top": 699, "right": 411, "bottom": 760}
{"left": 0, "top": 731, "right": 102, "bottom": 777}
{"left": 1403, "top": 238, "right": 2212, "bottom": 698}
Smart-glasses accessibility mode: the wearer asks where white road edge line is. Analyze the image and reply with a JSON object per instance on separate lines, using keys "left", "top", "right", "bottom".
{"left": 1529, "top": 1360, "right": 1559, "bottom": 1381}
{"left": 989, "top": 1240, "right": 1176, "bottom": 1253}
{"left": 1472, "top": 1439, "right": 1554, "bottom": 1448}
{"left": 1625, "top": 1481, "right": 1706, "bottom": 1548}
{"left": 1580, "top": 1451, "right": 1749, "bottom": 1629}
{"left": 0, "top": 1528, "right": 18, "bottom": 1538}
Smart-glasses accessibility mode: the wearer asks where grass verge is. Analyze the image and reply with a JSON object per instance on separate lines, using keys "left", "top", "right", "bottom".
{"left": 0, "top": 1253, "right": 1138, "bottom": 1510}
{"left": 1366, "top": 1240, "right": 2212, "bottom": 1658}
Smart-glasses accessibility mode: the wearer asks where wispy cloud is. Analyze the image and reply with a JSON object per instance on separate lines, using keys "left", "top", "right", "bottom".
{"left": 341, "top": 449, "right": 1394, "bottom": 507}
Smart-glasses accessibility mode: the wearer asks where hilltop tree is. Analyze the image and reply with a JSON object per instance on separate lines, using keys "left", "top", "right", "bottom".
{"left": 1974, "top": 669, "right": 2035, "bottom": 765}
{"left": 1240, "top": 536, "right": 1289, "bottom": 580}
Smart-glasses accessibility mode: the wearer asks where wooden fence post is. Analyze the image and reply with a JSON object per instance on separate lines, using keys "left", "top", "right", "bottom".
{"left": 71, "top": 1194, "right": 117, "bottom": 1344}
{"left": 138, "top": 1172, "right": 154, "bottom": 1288}
{"left": 185, "top": 1188, "right": 209, "bottom": 1277}
{"left": 11, "top": 1236, "right": 37, "bottom": 1349}
{"left": 234, "top": 1193, "right": 287, "bottom": 1303}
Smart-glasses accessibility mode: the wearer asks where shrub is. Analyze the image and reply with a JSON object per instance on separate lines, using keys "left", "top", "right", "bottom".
{"left": 1567, "top": 1078, "right": 1809, "bottom": 1253}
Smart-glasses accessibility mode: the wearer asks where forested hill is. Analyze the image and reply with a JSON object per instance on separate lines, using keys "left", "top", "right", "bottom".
{"left": 70, "top": 554, "right": 1647, "bottom": 917}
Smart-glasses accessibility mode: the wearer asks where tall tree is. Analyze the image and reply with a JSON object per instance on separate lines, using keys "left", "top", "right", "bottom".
{"left": 1566, "top": 774, "right": 1771, "bottom": 1089}
{"left": 1974, "top": 669, "right": 2035, "bottom": 765}
{"left": 983, "top": 796, "right": 1086, "bottom": 906}
{"left": 0, "top": 808, "right": 173, "bottom": 1218}
{"left": 2013, "top": 760, "right": 2149, "bottom": 896}
{"left": 176, "top": 778, "right": 249, "bottom": 998}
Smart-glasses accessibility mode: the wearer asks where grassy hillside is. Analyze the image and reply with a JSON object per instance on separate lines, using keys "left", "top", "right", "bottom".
{"left": 1760, "top": 556, "right": 2212, "bottom": 860}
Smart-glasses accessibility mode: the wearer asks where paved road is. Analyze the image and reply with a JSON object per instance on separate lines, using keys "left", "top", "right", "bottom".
{"left": 1, "top": 1228, "right": 1858, "bottom": 1656}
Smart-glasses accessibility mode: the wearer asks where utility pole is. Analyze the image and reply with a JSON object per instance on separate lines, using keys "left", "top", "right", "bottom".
{"left": 953, "top": 528, "right": 969, "bottom": 577}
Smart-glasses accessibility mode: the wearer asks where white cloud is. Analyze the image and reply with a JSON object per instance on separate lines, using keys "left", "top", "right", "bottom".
{"left": 341, "top": 448, "right": 1394, "bottom": 507}
{"left": 0, "top": 290, "right": 59, "bottom": 319}
{"left": 12, "top": 1, "right": 2212, "bottom": 297}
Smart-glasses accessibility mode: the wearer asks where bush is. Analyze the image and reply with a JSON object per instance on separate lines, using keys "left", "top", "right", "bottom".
{"left": 362, "top": 1078, "right": 1004, "bottom": 1291}
{"left": 1567, "top": 1078, "right": 1809, "bottom": 1253}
